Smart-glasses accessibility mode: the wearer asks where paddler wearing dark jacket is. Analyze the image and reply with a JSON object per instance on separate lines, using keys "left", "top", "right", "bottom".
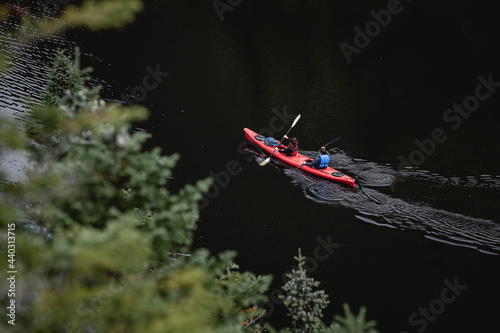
{"left": 277, "top": 135, "right": 299, "bottom": 156}
{"left": 305, "top": 147, "right": 330, "bottom": 169}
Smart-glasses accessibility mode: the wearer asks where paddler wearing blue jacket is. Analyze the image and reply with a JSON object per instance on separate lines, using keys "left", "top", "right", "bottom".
{"left": 305, "top": 147, "right": 330, "bottom": 169}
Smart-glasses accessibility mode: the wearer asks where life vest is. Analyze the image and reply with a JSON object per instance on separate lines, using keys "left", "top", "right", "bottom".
{"left": 318, "top": 154, "right": 329, "bottom": 168}
{"left": 288, "top": 145, "right": 298, "bottom": 156}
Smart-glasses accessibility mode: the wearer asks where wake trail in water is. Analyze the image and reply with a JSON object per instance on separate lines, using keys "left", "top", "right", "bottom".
{"left": 277, "top": 150, "right": 500, "bottom": 255}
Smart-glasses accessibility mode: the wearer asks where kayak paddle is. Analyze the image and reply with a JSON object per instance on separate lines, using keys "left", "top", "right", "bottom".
{"left": 324, "top": 135, "right": 341, "bottom": 148}
{"left": 259, "top": 114, "right": 301, "bottom": 166}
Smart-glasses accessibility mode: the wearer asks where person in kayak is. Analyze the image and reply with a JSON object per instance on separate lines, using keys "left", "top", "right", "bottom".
{"left": 305, "top": 147, "right": 330, "bottom": 169}
{"left": 277, "top": 135, "right": 299, "bottom": 156}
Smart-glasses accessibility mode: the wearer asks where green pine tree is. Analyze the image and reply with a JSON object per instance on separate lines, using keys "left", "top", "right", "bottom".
{"left": 280, "top": 249, "right": 330, "bottom": 333}
{"left": 274, "top": 249, "right": 379, "bottom": 333}
{"left": 1, "top": 49, "right": 272, "bottom": 333}
{"left": 322, "top": 303, "right": 379, "bottom": 333}
{"left": 26, "top": 46, "right": 99, "bottom": 147}
{"left": 41, "top": 48, "right": 85, "bottom": 105}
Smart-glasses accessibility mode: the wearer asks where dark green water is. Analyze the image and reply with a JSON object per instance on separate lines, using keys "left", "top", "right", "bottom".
{"left": 2, "top": 1, "right": 500, "bottom": 332}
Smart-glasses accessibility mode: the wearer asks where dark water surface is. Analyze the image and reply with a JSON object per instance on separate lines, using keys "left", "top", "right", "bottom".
{"left": 2, "top": 1, "right": 500, "bottom": 332}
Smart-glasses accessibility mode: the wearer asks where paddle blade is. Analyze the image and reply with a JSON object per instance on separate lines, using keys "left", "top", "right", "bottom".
{"left": 260, "top": 147, "right": 278, "bottom": 166}
{"left": 291, "top": 114, "right": 301, "bottom": 128}
{"left": 259, "top": 157, "right": 271, "bottom": 166}
{"left": 325, "top": 135, "right": 341, "bottom": 147}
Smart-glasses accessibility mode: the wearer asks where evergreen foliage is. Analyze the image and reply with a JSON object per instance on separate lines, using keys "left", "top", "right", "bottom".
{"left": 41, "top": 48, "right": 85, "bottom": 105}
{"left": 321, "top": 304, "right": 379, "bottom": 333}
{"left": 1, "top": 49, "right": 273, "bottom": 333}
{"left": 275, "top": 250, "right": 379, "bottom": 333}
{"left": 280, "top": 249, "right": 330, "bottom": 333}
{"left": 26, "top": 47, "right": 98, "bottom": 148}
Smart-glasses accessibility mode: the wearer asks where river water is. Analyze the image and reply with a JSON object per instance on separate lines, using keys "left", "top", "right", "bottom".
{"left": 1, "top": 1, "right": 500, "bottom": 332}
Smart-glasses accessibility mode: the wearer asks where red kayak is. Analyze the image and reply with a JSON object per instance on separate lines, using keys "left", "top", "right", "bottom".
{"left": 244, "top": 128, "right": 357, "bottom": 188}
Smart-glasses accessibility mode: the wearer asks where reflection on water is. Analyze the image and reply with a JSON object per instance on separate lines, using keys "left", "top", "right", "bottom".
{"left": 0, "top": 11, "right": 113, "bottom": 182}
{"left": 276, "top": 150, "right": 500, "bottom": 255}
{"left": 1, "top": 12, "right": 74, "bottom": 182}
{"left": 0, "top": 28, "right": 51, "bottom": 122}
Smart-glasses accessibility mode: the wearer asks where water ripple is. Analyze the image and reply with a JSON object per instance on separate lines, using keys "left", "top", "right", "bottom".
{"left": 282, "top": 151, "right": 500, "bottom": 255}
